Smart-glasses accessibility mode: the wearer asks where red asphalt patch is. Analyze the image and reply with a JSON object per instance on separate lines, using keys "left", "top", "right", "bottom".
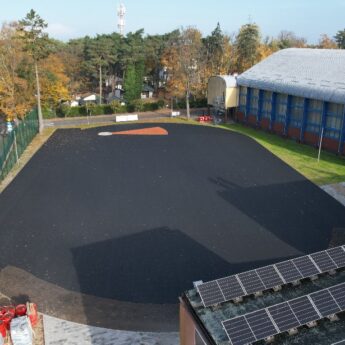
{"left": 111, "top": 127, "right": 168, "bottom": 136}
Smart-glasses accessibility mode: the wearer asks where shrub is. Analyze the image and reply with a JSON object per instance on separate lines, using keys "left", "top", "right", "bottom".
{"left": 157, "top": 99, "right": 165, "bottom": 108}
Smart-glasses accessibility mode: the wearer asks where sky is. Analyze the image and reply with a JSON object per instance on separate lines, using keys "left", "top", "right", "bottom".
{"left": 1, "top": 0, "right": 345, "bottom": 43}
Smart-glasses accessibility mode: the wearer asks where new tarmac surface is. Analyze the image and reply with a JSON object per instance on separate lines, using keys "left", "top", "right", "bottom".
{"left": 0, "top": 123, "right": 345, "bottom": 331}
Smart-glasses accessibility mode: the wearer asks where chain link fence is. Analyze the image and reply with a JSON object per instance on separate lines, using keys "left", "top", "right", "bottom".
{"left": 0, "top": 109, "right": 39, "bottom": 182}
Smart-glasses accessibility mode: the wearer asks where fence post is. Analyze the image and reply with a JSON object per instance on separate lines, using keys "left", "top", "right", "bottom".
{"left": 13, "top": 130, "right": 19, "bottom": 164}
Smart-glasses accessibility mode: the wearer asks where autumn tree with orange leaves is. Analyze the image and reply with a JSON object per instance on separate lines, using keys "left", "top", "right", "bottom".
{"left": 162, "top": 27, "right": 206, "bottom": 119}
{"left": 0, "top": 23, "right": 34, "bottom": 119}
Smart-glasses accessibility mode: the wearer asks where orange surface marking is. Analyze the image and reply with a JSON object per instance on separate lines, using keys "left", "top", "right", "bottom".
{"left": 112, "top": 127, "right": 168, "bottom": 136}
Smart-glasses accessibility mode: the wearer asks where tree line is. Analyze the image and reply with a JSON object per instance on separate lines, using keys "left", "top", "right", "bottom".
{"left": 1, "top": 9, "right": 345, "bottom": 123}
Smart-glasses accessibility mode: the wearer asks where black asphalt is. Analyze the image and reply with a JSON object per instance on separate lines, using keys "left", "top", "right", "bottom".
{"left": 1, "top": 123, "right": 345, "bottom": 307}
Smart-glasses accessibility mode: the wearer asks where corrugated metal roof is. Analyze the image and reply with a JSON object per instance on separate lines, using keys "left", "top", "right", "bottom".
{"left": 237, "top": 48, "right": 345, "bottom": 105}
{"left": 212, "top": 75, "right": 237, "bottom": 88}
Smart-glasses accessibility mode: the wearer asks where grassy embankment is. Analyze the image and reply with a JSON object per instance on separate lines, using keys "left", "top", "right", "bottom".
{"left": 222, "top": 123, "right": 345, "bottom": 186}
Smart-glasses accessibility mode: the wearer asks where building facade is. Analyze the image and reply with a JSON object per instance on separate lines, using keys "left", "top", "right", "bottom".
{"left": 235, "top": 49, "right": 345, "bottom": 155}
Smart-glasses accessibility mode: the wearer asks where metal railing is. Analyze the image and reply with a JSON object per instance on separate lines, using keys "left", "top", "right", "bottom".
{"left": 0, "top": 109, "right": 39, "bottom": 182}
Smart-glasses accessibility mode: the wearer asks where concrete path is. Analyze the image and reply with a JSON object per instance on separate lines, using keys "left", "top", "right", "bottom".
{"left": 321, "top": 182, "right": 345, "bottom": 207}
{"left": 43, "top": 111, "right": 169, "bottom": 128}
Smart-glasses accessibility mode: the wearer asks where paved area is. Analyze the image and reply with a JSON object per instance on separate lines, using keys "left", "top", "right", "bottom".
{"left": 43, "top": 315, "right": 179, "bottom": 345}
{"left": 0, "top": 123, "right": 345, "bottom": 333}
{"left": 322, "top": 182, "right": 345, "bottom": 207}
{"left": 43, "top": 109, "right": 206, "bottom": 128}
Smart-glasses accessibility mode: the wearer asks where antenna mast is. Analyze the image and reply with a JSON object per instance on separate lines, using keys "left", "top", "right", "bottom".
{"left": 117, "top": 3, "right": 126, "bottom": 37}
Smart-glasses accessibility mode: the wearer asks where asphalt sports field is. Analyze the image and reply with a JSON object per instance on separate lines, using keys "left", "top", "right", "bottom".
{"left": 0, "top": 123, "right": 345, "bottom": 331}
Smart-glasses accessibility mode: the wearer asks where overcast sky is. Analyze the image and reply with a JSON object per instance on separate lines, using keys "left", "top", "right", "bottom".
{"left": 1, "top": 0, "right": 345, "bottom": 43}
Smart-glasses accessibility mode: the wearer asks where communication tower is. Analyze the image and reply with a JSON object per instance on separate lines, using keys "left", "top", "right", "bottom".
{"left": 117, "top": 3, "right": 126, "bottom": 36}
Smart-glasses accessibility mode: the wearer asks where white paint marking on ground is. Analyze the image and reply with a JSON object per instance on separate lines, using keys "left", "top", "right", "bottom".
{"left": 43, "top": 315, "right": 179, "bottom": 345}
{"left": 98, "top": 132, "right": 113, "bottom": 136}
{"left": 321, "top": 182, "right": 345, "bottom": 207}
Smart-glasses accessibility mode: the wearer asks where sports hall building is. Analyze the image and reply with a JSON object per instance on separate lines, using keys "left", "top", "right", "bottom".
{"left": 209, "top": 49, "right": 345, "bottom": 154}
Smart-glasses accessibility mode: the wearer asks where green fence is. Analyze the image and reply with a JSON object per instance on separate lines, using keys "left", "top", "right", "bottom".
{"left": 0, "top": 109, "right": 39, "bottom": 182}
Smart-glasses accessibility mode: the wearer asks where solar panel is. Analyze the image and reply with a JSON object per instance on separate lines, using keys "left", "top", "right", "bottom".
{"left": 238, "top": 271, "right": 265, "bottom": 295}
{"left": 311, "top": 251, "right": 337, "bottom": 271}
{"left": 223, "top": 282, "right": 345, "bottom": 345}
{"left": 329, "top": 283, "right": 345, "bottom": 309}
{"left": 218, "top": 276, "right": 245, "bottom": 301}
{"left": 288, "top": 296, "right": 320, "bottom": 324}
{"left": 275, "top": 260, "right": 303, "bottom": 283}
{"left": 307, "top": 289, "right": 340, "bottom": 318}
{"left": 268, "top": 302, "right": 300, "bottom": 332}
{"left": 198, "top": 245, "right": 345, "bottom": 308}
{"left": 197, "top": 281, "right": 224, "bottom": 307}
{"left": 327, "top": 247, "right": 345, "bottom": 268}
{"left": 245, "top": 309, "right": 278, "bottom": 340}
{"left": 256, "top": 265, "right": 284, "bottom": 288}
{"left": 223, "top": 316, "right": 256, "bottom": 345}
{"left": 292, "top": 256, "right": 320, "bottom": 277}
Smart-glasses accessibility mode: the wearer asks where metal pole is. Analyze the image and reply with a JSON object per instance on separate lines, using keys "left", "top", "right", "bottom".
{"left": 318, "top": 127, "right": 324, "bottom": 163}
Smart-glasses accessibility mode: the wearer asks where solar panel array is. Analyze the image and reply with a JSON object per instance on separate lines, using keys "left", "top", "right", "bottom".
{"left": 197, "top": 246, "right": 345, "bottom": 307}
{"left": 222, "top": 282, "right": 345, "bottom": 345}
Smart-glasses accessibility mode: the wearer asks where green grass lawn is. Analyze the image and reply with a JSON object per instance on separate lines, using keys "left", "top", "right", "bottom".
{"left": 221, "top": 123, "right": 345, "bottom": 186}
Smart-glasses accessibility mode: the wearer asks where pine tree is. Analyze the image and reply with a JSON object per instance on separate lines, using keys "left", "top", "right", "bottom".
{"left": 19, "top": 9, "right": 51, "bottom": 132}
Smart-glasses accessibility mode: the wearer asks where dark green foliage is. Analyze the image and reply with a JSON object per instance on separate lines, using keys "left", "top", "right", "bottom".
{"left": 51, "top": 100, "right": 165, "bottom": 118}
{"left": 123, "top": 61, "right": 145, "bottom": 103}
{"left": 235, "top": 23, "right": 261, "bottom": 72}
{"left": 334, "top": 29, "right": 345, "bottom": 48}
{"left": 203, "top": 23, "right": 227, "bottom": 75}
{"left": 123, "top": 65, "right": 138, "bottom": 103}
{"left": 18, "top": 9, "right": 52, "bottom": 61}
{"left": 175, "top": 98, "right": 207, "bottom": 109}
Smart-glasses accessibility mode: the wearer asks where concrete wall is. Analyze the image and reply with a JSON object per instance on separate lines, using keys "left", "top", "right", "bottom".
{"left": 180, "top": 302, "right": 196, "bottom": 345}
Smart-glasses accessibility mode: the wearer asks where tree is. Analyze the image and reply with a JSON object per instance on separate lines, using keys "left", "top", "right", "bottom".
{"left": 318, "top": 34, "right": 338, "bottom": 49}
{"left": 277, "top": 31, "right": 307, "bottom": 49}
{"left": 40, "top": 54, "right": 70, "bottom": 109}
{"left": 0, "top": 22, "right": 34, "bottom": 119}
{"left": 144, "top": 30, "right": 179, "bottom": 91}
{"left": 203, "top": 23, "right": 231, "bottom": 75}
{"left": 162, "top": 28, "right": 206, "bottom": 120}
{"left": 83, "top": 35, "right": 117, "bottom": 104}
{"left": 234, "top": 23, "right": 261, "bottom": 72}
{"left": 334, "top": 29, "right": 345, "bottom": 49}
{"left": 123, "top": 60, "right": 145, "bottom": 103}
{"left": 19, "top": 9, "right": 51, "bottom": 132}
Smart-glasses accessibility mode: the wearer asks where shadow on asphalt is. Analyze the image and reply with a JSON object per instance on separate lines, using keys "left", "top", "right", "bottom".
{"left": 210, "top": 177, "right": 345, "bottom": 254}
{"left": 71, "top": 227, "right": 234, "bottom": 304}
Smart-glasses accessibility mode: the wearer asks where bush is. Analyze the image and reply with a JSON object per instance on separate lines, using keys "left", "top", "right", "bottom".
{"left": 42, "top": 107, "right": 57, "bottom": 119}
{"left": 157, "top": 99, "right": 165, "bottom": 108}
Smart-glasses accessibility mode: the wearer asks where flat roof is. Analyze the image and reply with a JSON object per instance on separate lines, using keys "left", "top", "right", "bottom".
{"left": 184, "top": 269, "right": 345, "bottom": 344}
{"left": 237, "top": 48, "right": 345, "bottom": 105}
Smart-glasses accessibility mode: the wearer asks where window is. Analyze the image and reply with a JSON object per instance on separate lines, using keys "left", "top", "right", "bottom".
{"left": 262, "top": 91, "right": 272, "bottom": 119}
{"left": 275, "top": 94, "right": 288, "bottom": 123}
{"left": 306, "top": 99, "right": 322, "bottom": 133}
{"left": 239, "top": 86, "right": 247, "bottom": 112}
{"left": 249, "top": 88, "right": 259, "bottom": 116}
{"left": 290, "top": 96, "right": 304, "bottom": 128}
{"left": 325, "top": 103, "right": 344, "bottom": 139}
